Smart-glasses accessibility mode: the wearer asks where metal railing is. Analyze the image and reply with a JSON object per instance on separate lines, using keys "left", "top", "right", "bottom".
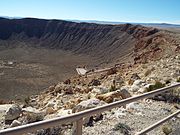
{"left": 136, "top": 110, "right": 180, "bottom": 135}
{"left": 0, "top": 83, "right": 179, "bottom": 135}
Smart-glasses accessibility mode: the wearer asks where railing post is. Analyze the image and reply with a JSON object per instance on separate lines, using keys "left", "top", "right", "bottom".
{"left": 72, "top": 118, "right": 83, "bottom": 135}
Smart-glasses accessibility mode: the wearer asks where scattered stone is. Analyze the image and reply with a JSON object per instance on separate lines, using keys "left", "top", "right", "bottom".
{"left": 117, "top": 88, "right": 131, "bottom": 99}
{"left": 63, "top": 86, "right": 74, "bottom": 94}
{"left": 89, "top": 79, "right": 101, "bottom": 86}
{"left": 5, "top": 104, "right": 22, "bottom": 121}
{"left": 130, "top": 84, "right": 140, "bottom": 92}
{"left": 92, "top": 87, "right": 109, "bottom": 94}
{"left": 106, "top": 68, "right": 117, "bottom": 75}
{"left": 64, "top": 98, "right": 82, "bottom": 109}
{"left": 22, "top": 107, "right": 45, "bottom": 123}
{"left": 126, "top": 102, "right": 142, "bottom": 111}
{"left": 113, "top": 107, "right": 127, "bottom": 118}
{"left": 73, "top": 98, "right": 106, "bottom": 113}
{"left": 72, "top": 98, "right": 106, "bottom": 124}
{"left": 49, "top": 85, "right": 55, "bottom": 91}
{"left": 54, "top": 85, "right": 62, "bottom": 93}
{"left": 64, "top": 79, "right": 71, "bottom": 84}
{"left": 96, "top": 90, "right": 123, "bottom": 103}
{"left": 57, "top": 109, "right": 72, "bottom": 116}
{"left": 133, "top": 80, "right": 145, "bottom": 86}
{"left": 0, "top": 104, "right": 14, "bottom": 114}
{"left": 10, "top": 120, "right": 21, "bottom": 127}
{"left": 46, "top": 107, "right": 56, "bottom": 115}
{"left": 131, "top": 73, "right": 141, "bottom": 80}
{"left": 172, "top": 69, "right": 180, "bottom": 77}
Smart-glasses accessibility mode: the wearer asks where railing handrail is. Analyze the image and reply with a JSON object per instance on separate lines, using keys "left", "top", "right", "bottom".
{"left": 136, "top": 110, "right": 180, "bottom": 135}
{"left": 0, "top": 83, "right": 179, "bottom": 135}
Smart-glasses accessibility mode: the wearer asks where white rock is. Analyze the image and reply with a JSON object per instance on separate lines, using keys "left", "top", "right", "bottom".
{"left": 73, "top": 98, "right": 106, "bottom": 113}
{"left": 57, "top": 109, "right": 72, "bottom": 116}
{"left": 130, "top": 85, "right": 140, "bottom": 92}
{"left": 118, "top": 88, "right": 131, "bottom": 99}
{"left": 92, "top": 87, "right": 109, "bottom": 94}
{"left": 138, "top": 87, "right": 147, "bottom": 93}
{"left": 10, "top": 120, "right": 21, "bottom": 127}
{"left": 138, "top": 84, "right": 151, "bottom": 93}
{"left": 73, "top": 98, "right": 106, "bottom": 124}
{"left": 133, "top": 80, "right": 145, "bottom": 86}
{"left": 114, "top": 107, "right": 127, "bottom": 118}
{"left": 5, "top": 104, "right": 22, "bottom": 121}
{"left": 22, "top": 107, "right": 41, "bottom": 113}
{"left": 135, "top": 112, "right": 144, "bottom": 116}
{"left": 22, "top": 107, "right": 45, "bottom": 123}
{"left": 0, "top": 104, "right": 14, "bottom": 113}
{"left": 44, "top": 114, "right": 59, "bottom": 120}
{"left": 126, "top": 102, "right": 142, "bottom": 111}
{"left": 45, "top": 100, "right": 56, "bottom": 108}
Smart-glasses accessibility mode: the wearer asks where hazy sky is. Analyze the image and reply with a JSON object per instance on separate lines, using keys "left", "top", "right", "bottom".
{"left": 0, "top": 0, "right": 180, "bottom": 24}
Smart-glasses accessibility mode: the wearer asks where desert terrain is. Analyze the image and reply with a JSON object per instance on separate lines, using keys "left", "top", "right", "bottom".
{"left": 0, "top": 17, "right": 179, "bottom": 135}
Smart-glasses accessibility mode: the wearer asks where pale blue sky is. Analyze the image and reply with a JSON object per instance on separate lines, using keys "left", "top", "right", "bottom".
{"left": 0, "top": 0, "right": 180, "bottom": 24}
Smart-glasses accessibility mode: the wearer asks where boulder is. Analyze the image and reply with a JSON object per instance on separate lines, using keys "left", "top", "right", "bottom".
{"left": 72, "top": 98, "right": 106, "bottom": 125}
{"left": 22, "top": 107, "right": 45, "bottom": 123}
{"left": 0, "top": 104, "right": 14, "bottom": 114}
{"left": 96, "top": 90, "right": 123, "bottom": 103}
{"left": 73, "top": 98, "right": 106, "bottom": 113}
{"left": 5, "top": 104, "right": 22, "bottom": 121}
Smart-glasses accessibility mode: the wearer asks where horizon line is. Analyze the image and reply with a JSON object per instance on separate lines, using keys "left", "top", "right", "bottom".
{"left": 1, "top": 15, "right": 180, "bottom": 25}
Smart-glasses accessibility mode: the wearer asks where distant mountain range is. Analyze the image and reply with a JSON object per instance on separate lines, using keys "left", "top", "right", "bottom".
{"left": 1, "top": 16, "right": 180, "bottom": 28}
{"left": 68, "top": 20, "right": 180, "bottom": 28}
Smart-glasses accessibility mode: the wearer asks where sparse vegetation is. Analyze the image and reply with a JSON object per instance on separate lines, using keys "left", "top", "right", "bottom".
{"left": 168, "top": 88, "right": 180, "bottom": 103}
{"left": 165, "top": 79, "right": 171, "bottom": 84}
{"left": 162, "top": 124, "right": 172, "bottom": 135}
{"left": 147, "top": 81, "right": 165, "bottom": 92}
{"left": 109, "top": 80, "right": 116, "bottom": 92}
{"left": 113, "top": 123, "right": 131, "bottom": 135}
{"left": 176, "top": 77, "right": 180, "bottom": 82}
{"left": 24, "top": 96, "right": 30, "bottom": 105}
{"left": 109, "top": 85, "right": 116, "bottom": 92}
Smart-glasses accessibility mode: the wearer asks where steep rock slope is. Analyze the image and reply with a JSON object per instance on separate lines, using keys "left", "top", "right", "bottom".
{"left": 0, "top": 17, "right": 179, "bottom": 100}
{"left": 0, "top": 17, "right": 166, "bottom": 63}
